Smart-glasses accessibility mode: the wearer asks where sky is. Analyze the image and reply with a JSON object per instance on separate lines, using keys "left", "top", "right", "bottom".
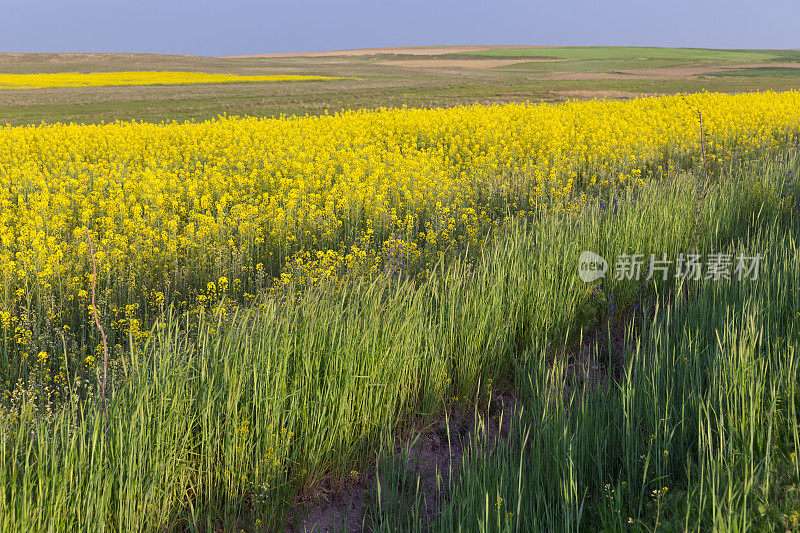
{"left": 1, "top": 0, "right": 798, "bottom": 56}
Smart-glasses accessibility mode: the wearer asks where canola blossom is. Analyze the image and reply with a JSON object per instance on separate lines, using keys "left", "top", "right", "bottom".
{"left": 1, "top": 91, "right": 800, "bottom": 370}
{"left": 0, "top": 71, "right": 345, "bottom": 90}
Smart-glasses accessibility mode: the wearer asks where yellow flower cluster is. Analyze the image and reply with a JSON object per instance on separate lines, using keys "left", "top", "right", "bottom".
{"left": 0, "top": 91, "right": 799, "bottom": 367}
{"left": 0, "top": 71, "right": 344, "bottom": 90}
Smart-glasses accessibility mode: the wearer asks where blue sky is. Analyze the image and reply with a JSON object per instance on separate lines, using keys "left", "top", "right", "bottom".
{"left": 1, "top": 0, "right": 797, "bottom": 56}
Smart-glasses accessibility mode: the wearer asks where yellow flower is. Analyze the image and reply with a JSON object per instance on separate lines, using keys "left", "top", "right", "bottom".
{"left": 0, "top": 71, "right": 344, "bottom": 90}
{"left": 1, "top": 90, "right": 799, "bottom": 374}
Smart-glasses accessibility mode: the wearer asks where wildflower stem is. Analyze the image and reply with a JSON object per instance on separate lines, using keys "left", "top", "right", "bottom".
{"left": 698, "top": 110, "right": 708, "bottom": 180}
{"left": 86, "top": 228, "right": 109, "bottom": 419}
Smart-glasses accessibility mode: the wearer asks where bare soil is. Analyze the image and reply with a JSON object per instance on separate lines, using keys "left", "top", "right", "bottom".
{"left": 378, "top": 59, "right": 529, "bottom": 69}
{"left": 546, "top": 62, "right": 800, "bottom": 80}
{"left": 289, "top": 394, "right": 519, "bottom": 532}
{"left": 223, "top": 45, "right": 546, "bottom": 58}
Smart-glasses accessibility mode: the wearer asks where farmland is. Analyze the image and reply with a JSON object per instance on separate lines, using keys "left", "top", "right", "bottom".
{"left": 0, "top": 47, "right": 799, "bottom": 531}
{"left": 2, "top": 46, "right": 800, "bottom": 125}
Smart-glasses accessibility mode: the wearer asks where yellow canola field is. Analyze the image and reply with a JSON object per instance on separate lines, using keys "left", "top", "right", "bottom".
{"left": 0, "top": 71, "right": 344, "bottom": 90}
{"left": 0, "top": 91, "right": 799, "bottom": 342}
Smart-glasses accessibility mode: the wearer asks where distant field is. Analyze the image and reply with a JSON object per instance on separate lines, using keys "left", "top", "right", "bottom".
{"left": 0, "top": 46, "right": 799, "bottom": 125}
{"left": 455, "top": 46, "right": 797, "bottom": 62}
{"left": 494, "top": 58, "right": 691, "bottom": 72}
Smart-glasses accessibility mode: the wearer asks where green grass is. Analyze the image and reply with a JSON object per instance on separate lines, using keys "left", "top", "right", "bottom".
{"left": 366, "top": 152, "right": 800, "bottom": 531}
{"left": 2, "top": 146, "right": 799, "bottom": 530}
{"left": 710, "top": 67, "right": 800, "bottom": 78}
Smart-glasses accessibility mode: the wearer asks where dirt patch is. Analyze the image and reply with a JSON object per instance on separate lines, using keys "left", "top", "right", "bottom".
{"left": 544, "top": 62, "right": 800, "bottom": 80}
{"left": 222, "top": 45, "right": 547, "bottom": 59}
{"left": 287, "top": 311, "right": 635, "bottom": 532}
{"left": 618, "top": 62, "right": 800, "bottom": 79}
{"left": 378, "top": 59, "right": 529, "bottom": 69}
{"left": 288, "top": 393, "right": 519, "bottom": 532}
